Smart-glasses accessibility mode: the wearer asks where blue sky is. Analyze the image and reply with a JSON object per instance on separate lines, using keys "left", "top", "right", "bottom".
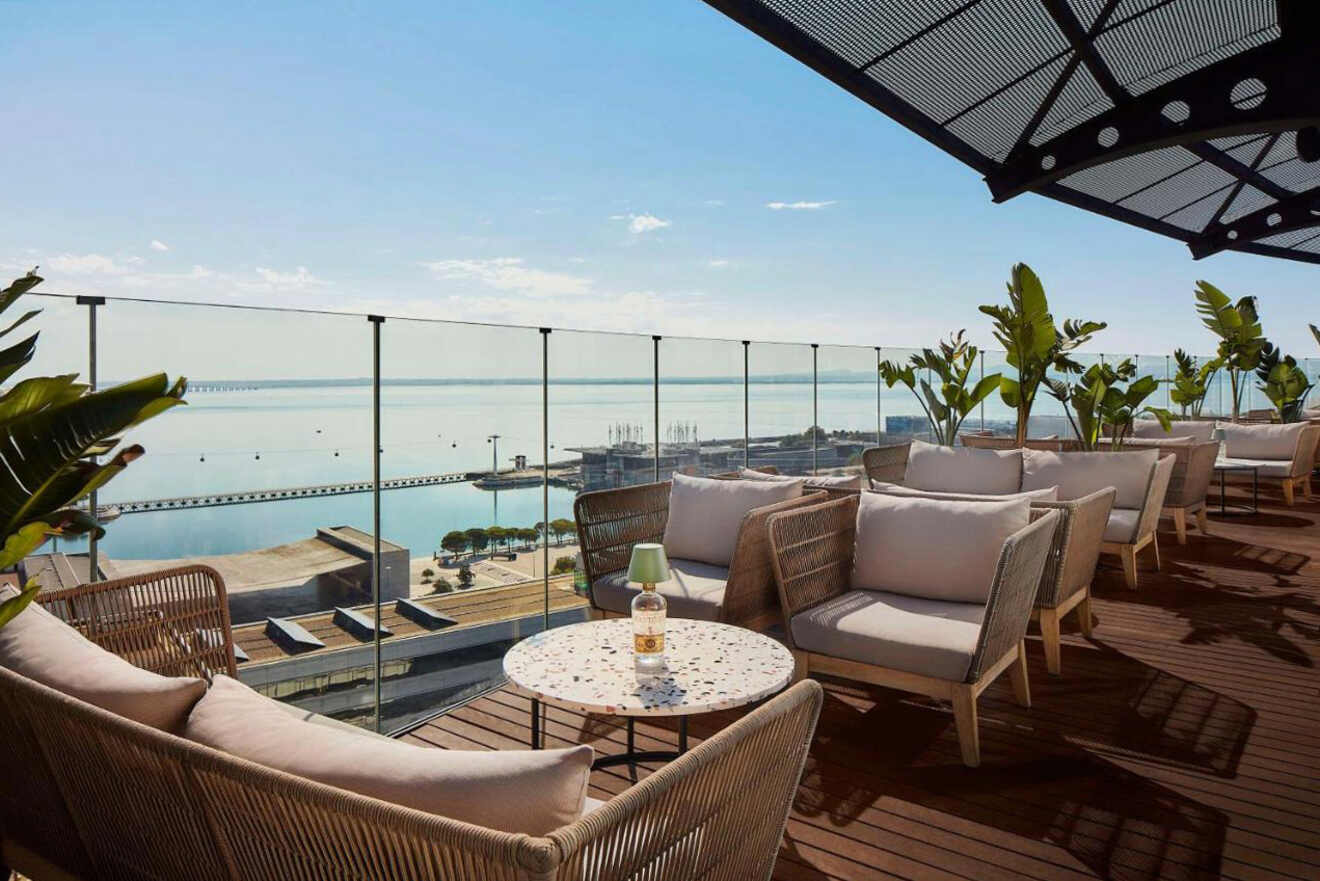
{"left": 3, "top": 0, "right": 1317, "bottom": 361}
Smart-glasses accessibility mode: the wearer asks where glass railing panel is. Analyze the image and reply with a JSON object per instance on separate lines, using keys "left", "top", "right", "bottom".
{"left": 877, "top": 346, "right": 932, "bottom": 443}
{"left": 377, "top": 318, "right": 572, "bottom": 731}
{"left": 659, "top": 336, "right": 745, "bottom": 477}
{"left": 977, "top": 350, "right": 1018, "bottom": 440}
{"left": 747, "top": 342, "right": 815, "bottom": 475}
{"left": 93, "top": 300, "right": 378, "bottom": 725}
{"left": 816, "top": 345, "right": 878, "bottom": 473}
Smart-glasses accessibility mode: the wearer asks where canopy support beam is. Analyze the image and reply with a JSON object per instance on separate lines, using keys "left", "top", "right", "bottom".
{"left": 986, "top": 38, "right": 1320, "bottom": 202}
{"left": 1188, "top": 185, "right": 1320, "bottom": 259}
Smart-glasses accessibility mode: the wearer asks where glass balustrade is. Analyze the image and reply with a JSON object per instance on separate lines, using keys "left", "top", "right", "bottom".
{"left": 22, "top": 289, "right": 1301, "bottom": 732}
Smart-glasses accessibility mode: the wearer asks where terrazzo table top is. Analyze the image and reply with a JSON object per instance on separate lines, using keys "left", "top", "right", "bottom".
{"left": 502, "top": 618, "right": 794, "bottom": 717}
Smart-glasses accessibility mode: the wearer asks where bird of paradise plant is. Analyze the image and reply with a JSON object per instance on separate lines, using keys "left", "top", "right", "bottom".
{"left": 878, "top": 330, "right": 1001, "bottom": 445}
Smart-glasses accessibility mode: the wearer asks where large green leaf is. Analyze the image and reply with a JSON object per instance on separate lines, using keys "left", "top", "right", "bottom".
{"left": 0, "top": 521, "right": 53, "bottom": 571}
{"left": 0, "top": 577, "right": 40, "bottom": 629}
{"left": 0, "top": 374, "right": 85, "bottom": 423}
{"left": 0, "top": 375, "right": 185, "bottom": 535}
{"left": 0, "top": 331, "right": 38, "bottom": 386}
{"left": 0, "top": 269, "right": 43, "bottom": 317}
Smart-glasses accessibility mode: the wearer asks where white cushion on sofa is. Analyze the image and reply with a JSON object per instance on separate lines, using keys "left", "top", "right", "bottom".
{"left": 1132, "top": 419, "right": 1216, "bottom": 442}
{"left": 869, "top": 482, "right": 1058, "bottom": 502}
{"left": 904, "top": 439, "right": 1022, "bottom": 495}
{"left": 1021, "top": 448, "right": 1158, "bottom": 510}
{"left": 1216, "top": 457, "right": 1294, "bottom": 478}
{"left": 1217, "top": 421, "right": 1305, "bottom": 460}
{"left": 662, "top": 472, "right": 802, "bottom": 566}
{"left": 0, "top": 589, "right": 206, "bottom": 732}
{"left": 740, "top": 468, "right": 862, "bottom": 491}
{"left": 1103, "top": 508, "right": 1141, "bottom": 543}
{"left": 790, "top": 589, "right": 983, "bottom": 681}
{"left": 185, "top": 675, "right": 593, "bottom": 836}
{"left": 851, "top": 492, "right": 1029, "bottom": 604}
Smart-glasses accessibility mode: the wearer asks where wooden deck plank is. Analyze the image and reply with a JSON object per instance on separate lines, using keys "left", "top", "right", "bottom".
{"left": 402, "top": 492, "right": 1320, "bottom": 881}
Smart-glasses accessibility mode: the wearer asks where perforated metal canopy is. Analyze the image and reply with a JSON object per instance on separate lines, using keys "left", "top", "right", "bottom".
{"left": 703, "top": 0, "right": 1320, "bottom": 264}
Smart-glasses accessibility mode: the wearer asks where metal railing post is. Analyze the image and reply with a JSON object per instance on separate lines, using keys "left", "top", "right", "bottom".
{"left": 77, "top": 295, "right": 105, "bottom": 582}
{"left": 978, "top": 350, "right": 985, "bottom": 433}
{"left": 811, "top": 344, "right": 819, "bottom": 474}
{"left": 540, "top": 328, "right": 551, "bottom": 631}
{"left": 367, "top": 314, "right": 384, "bottom": 733}
{"left": 742, "top": 341, "right": 750, "bottom": 468}
{"left": 652, "top": 335, "right": 661, "bottom": 481}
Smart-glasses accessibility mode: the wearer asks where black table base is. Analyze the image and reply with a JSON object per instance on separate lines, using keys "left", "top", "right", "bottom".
{"left": 530, "top": 697, "right": 689, "bottom": 772}
{"left": 1213, "top": 466, "right": 1259, "bottom": 516}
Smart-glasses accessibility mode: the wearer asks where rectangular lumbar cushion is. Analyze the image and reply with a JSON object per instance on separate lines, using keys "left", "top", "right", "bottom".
{"left": 1132, "top": 419, "right": 1216, "bottom": 442}
{"left": 904, "top": 439, "right": 1023, "bottom": 495}
{"left": 869, "top": 482, "right": 1058, "bottom": 502}
{"left": 1021, "top": 448, "right": 1157, "bottom": 510}
{"left": 185, "top": 675, "right": 593, "bottom": 835}
{"left": 740, "top": 467, "right": 862, "bottom": 491}
{"left": 0, "top": 587, "right": 206, "bottom": 732}
{"left": 851, "top": 492, "right": 1029, "bottom": 604}
{"left": 663, "top": 472, "right": 803, "bottom": 566}
{"left": 1217, "top": 421, "right": 1306, "bottom": 460}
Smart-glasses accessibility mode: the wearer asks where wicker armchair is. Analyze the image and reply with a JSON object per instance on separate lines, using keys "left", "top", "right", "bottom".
{"left": 767, "top": 495, "right": 1059, "bottom": 766}
{"left": 861, "top": 442, "right": 910, "bottom": 485}
{"left": 1100, "top": 439, "right": 1219, "bottom": 543}
{"left": 0, "top": 663, "right": 822, "bottom": 881}
{"left": 573, "top": 479, "right": 822, "bottom": 630}
{"left": 35, "top": 564, "right": 237, "bottom": 680}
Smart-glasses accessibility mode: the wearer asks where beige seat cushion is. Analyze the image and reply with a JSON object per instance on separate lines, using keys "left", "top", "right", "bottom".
{"left": 1103, "top": 508, "right": 1142, "bottom": 543}
{"left": 273, "top": 700, "right": 396, "bottom": 742}
{"left": 1132, "top": 419, "right": 1216, "bottom": 442}
{"left": 740, "top": 468, "right": 863, "bottom": 491}
{"left": 791, "top": 590, "right": 983, "bottom": 681}
{"left": 593, "top": 557, "right": 728, "bottom": 620}
{"left": 905, "top": 439, "right": 1023, "bottom": 495}
{"left": 185, "top": 675, "right": 592, "bottom": 835}
{"left": 0, "top": 589, "right": 206, "bottom": 732}
{"left": 662, "top": 472, "right": 802, "bottom": 566}
{"left": 1217, "top": 422, "right": 1305, "bottom": 460}
{"left": 851, "top": 492, "right": 1028, "bottom": 604}
{"left": 1217, "top": 457, "right": 1294, "bottom": 478}
{"left": 869, "top": 482, "right": 1058, "bottom": 502}
{"left": 1021, "top": 448, "right": 1158, "bottom": 509}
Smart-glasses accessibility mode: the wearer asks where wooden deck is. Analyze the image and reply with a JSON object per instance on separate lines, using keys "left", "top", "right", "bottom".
{"left": 403, "top": 482, "right": 1320, "bottom": 881}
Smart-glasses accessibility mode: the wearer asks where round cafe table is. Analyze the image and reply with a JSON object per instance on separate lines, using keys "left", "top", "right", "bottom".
{"left": 502, "top": 618, "right": 794, "bottom": 770}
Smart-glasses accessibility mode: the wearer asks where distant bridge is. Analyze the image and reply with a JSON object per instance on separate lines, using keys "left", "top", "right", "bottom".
{"left": 111, "top": 472, "right": 473, "bottom": 513}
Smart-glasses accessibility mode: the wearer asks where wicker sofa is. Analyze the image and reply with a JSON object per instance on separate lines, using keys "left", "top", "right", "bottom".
{"left": 573, "top": 478, "right": 823, "bottom": 630}
{"left": 1, "top": 566, "right": 823, "bottom": 881}
{"left": 767, "top": 494, "right": 1059, "bottom": 766}
{"left": 1100, "top": 439, "right": 1219, "bottom": 544}
{"left": 1216, "top": 421, "right": 1320, "bottom": 506}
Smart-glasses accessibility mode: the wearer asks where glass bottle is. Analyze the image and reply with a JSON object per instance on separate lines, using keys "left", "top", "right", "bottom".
{"left": 631, "top": 582, "right": 666, "bottom": 674}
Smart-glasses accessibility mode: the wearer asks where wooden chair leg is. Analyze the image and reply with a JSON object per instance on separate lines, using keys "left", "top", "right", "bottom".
{"left": 1009, "top": 641, "right": 1031, "bottom": 707}
{"left": 1150, "top": 533, "right": 1162, "bottom": 571}
{"left": 1076, "top": 592, "right": 1094, "bottom": 638}
{"left": 790, "top": 650, "right": 809, "bottom": 684}
{"left": 951, "top": 685, "right": 980, "bottom": 767}
{"left": 1039, "top": 608, "right": 1062, "bottom": 676}
{"left": 1172, "top": 508, "right": 1187, "bottom": 545}
{"left": 1282, "top": 479, "right": 1295, "bottom": 506}
{"left": 1195, "top": 506, "right": 1209, "bottom": 534}
{"left": 1121, "top": 546, "right": 1139, "bottom": 590}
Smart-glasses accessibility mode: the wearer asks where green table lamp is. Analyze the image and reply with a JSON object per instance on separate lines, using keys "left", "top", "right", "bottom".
{"left": 627, "top": 543, "right": 670, "bottom": 673}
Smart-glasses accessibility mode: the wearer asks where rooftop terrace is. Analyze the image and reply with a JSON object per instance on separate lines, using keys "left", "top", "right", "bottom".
{"left": 404, "top": 484, "right": 1320, "bottom": 881}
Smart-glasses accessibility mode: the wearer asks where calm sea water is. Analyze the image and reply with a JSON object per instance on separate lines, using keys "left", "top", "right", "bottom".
{"left": 74, "top": 379, "right": 1044, "bottom": 560}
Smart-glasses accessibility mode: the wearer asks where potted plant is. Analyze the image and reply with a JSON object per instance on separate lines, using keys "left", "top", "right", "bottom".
{"left": 1193, "top": 281, "right": 1264, "bottom": 422}
{"left": 0, "top": 270, "right": 187, "bottom": 629}
{"left": 1255, "top": 343, "right": 1313, "bottom": 422}
{"left": 979, "top": 263, "right": 1105, "bottom": 445}
{"left": 878, "top": 330, "right": 1000, "bottom": 445}
{"left": 1046, "top": 359, "right": 1171, "bottom": 450}
{"left": 1167, "top": 349, "right": 1222, "bottom": 419}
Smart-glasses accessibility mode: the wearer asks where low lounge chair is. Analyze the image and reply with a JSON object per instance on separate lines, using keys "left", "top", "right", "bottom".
{"left": 1217, "top": 422, "right": 1320, "bottom": 506}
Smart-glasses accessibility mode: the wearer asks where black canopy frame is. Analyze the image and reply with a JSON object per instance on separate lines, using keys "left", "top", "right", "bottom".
{"left": 703, "top": 0, "right": 1320, "bottom": 264}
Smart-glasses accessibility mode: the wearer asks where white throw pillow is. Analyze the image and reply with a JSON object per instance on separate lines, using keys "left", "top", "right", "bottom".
{"left": 740, "top": 468, "right": 862, "bottom": 491}
{"left": 905, "top": 439, "right": 1022, "bottom": 495}
{"left": 1021, "top": 448, "right": 1157, "bottom": 510}
{"left": 1217, "top": 421, "right": 1306, "bottom": 460}
{"left": 663, "top": 472, "right": 804, "bottom": 566}
{"left": 185, "top": 675, "right": 593, "bottom": 835}
{"left": 0, "top": 588, "right": 206, "bottom": 732}
{"left": 851, "top": 493, "right": 1029, "bottom": 604}
{"left": 1132, "top": 419, "right": 1215, "bottom": 442}
{"left": 869, "top": 482, "right": 1058, "bottom": 502}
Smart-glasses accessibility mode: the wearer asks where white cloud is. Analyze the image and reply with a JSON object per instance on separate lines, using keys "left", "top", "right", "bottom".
{"left": 247, "top": 266, "right": 328, "bottom": 292}
{"left": 707, "top": 259, "right": 730, "bottom": 268}
{"left": 46, "top": 253, "right": 130, "bottom": 275}
{"left": 766, "top": 200, "right": 836, "bottom": 211}
{"left": 419, "top": 258, "right": 593, "bottom": 298}
{"left": 610, "top": 213, "right": 671, "bottom": 234}
{"left": 150, "top": 240, "right": 170, "bottom": 252}
{"left": 703, "top": 199, "right": 725, "bottom": 207}
{"left": 567, "top": 257, "right": 587, "bottom": 264}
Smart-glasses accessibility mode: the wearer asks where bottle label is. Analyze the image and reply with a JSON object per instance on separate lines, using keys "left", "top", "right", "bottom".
{"left": 633, "top": 609, "right": 665, "bottom": 655}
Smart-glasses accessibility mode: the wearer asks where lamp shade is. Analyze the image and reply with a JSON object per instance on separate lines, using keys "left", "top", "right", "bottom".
{"left": 627, "top": 543, "right": 670, "bottom": 584}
